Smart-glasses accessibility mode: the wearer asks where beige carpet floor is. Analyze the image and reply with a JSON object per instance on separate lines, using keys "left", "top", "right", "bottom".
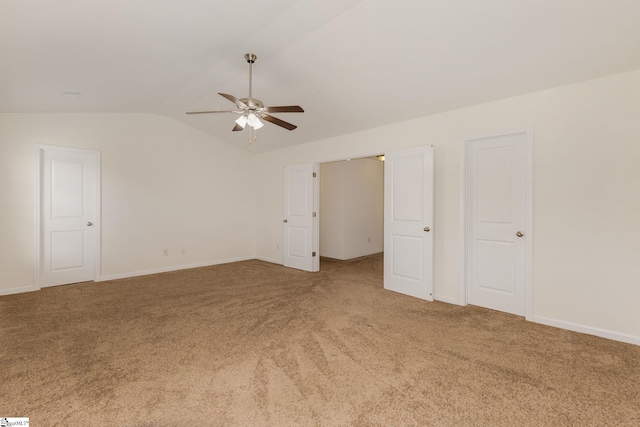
{"left": 1, "top": 254, "right": 639, "bottom": 426}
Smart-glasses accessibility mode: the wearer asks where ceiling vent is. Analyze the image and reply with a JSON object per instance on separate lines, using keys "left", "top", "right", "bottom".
{"left": 61, "top": 91, "right": 83, "bottom": 98}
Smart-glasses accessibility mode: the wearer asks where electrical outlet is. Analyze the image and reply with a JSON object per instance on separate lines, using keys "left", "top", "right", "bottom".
{"left": 180, "top": 248, "right": 186, "bottom": 254}
{"left": 163, "top": 249, "right": 169, "bottom": 256}
{"left": 276, "top": 243, "right": 280, "bottom": 250}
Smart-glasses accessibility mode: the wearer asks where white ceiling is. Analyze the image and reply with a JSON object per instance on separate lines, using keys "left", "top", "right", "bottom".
{"left": 2, "top": 0, "right": 640, "bottom": 153}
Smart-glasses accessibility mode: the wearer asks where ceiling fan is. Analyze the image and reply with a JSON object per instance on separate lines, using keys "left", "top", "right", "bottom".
{"left": 186, "top": 53, "right": 304, "bottom": 134}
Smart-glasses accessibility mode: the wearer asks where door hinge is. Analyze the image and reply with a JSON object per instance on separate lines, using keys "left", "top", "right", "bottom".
{"left": 312, "top": 172, "right": 317, "bottom": 178}
{"left": 312, "top": 211, "right": 316, "bottom": 217}
{"left": 312, "top": 251, "right": 317, "bottom": 257}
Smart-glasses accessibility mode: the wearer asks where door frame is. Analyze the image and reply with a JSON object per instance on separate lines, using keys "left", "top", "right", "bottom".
{"left": 293, "top": 152, "right": 384, "bottom": 271}
{"left": 34, "top": 144, "right": 102, "bottom": 290}
{"left": 460, "top": 129, "right": 533, "bottom": 319}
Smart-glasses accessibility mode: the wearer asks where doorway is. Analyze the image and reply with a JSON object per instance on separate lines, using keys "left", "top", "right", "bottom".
{"left": 319, "top": 157, "right": 384, "bottom": 262}
{"left": 283, "top": 146, "right": 434, "bottom": 302}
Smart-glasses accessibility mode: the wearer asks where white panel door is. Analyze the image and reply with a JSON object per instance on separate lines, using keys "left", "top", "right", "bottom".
{"left": 38, "top": 146, "right": 100, "bottom": 287}
{"left": 467, "top": 132, "right": 529, "bottom": 316}
{"left": 384, "top": 146, "right": 434, "bottom": 301}
{"left": 283, "top": 163, "right": 319, "bottom": 272}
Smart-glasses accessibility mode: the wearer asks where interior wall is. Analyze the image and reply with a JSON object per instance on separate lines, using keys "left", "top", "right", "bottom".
{"left": 319, "top": 161, "right": 345, "bottom": 259}
{"left": 253, "top": 70, "right": 640, "bottom": 343}
{"left": 319, "top": 158, "right": 383, "bottom": 260}
{"left": 0, "top": 113, "right": 256, "bottom": 294}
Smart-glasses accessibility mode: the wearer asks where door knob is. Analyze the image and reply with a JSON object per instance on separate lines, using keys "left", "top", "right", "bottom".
{"left": 283, "top": 219, "right": 288, "bottom": 223}
{"left": 516, "top": 231, "right": 524, "bottom": 237}
{"left": 423, "top": 226, "right": 430, "bottom": 232}
{"left": 87, "top": 222, "right": 94, "bottom": 227}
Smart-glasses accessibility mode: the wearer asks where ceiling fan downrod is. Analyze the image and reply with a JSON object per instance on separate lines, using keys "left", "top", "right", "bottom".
{"left": 245, "top": 53, "right": 257, "bottom": 101}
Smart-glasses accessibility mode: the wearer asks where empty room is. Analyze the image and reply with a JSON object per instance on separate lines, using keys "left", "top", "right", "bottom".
{"left": 1, "top": 1, "right": 640, "bottom": 425}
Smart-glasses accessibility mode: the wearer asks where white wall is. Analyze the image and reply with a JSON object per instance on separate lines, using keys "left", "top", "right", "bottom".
{"left": 254, "top": 70, "right": 640, "bottom": 343}
{"left": 2, "top": 71, "right": 638, "bottom": 345}
{"left": 319, "top": 161, "right": 345, "bottom": 259}
{"left": 0, "top": 113, "right": 256, "bottom": 294}
{"left": 319, "top": 158, "right": 383, "bottom": 260}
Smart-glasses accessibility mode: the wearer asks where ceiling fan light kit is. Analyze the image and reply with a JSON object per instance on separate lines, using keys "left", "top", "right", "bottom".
{"left": 186, "top": 53, "right": 303, "bottom": 143}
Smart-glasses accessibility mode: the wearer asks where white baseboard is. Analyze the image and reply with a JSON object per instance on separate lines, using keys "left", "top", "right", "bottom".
{"left": 351, "top": 250, "right": 384, "bottom": 259}
{"left": 255, "top": 256, "right": 283, "bottom": 265}
{"left": 98, "top": 256, "right": 254, "bottom": 282}
{"left": 322, "top": 251, "right": 383, "bottom": 261}
{"left": 0, "top": 285, "right": 37, "bottom": 296}
{"left": 529, "top": 315, "right": 640, "bottom": 346}
{"left": 434, "top": 294, "right": 464, "bottom": 306}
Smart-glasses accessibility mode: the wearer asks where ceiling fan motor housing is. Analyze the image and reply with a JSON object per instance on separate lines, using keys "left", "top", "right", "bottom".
{"left": 240, "top": 98, "right": 264, "bottom": 111}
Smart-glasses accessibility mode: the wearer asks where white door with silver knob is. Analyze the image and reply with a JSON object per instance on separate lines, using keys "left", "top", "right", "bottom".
{"left": 466, "top": 131, "right": 531, "bottom": 316}
{"left": 283, "top": 163, "right": 319, "bottom": 272}
{"left": 384, "top": 145, "right": 434, "bottom": 301}
{"left": 37, "top": 145, "right": 101, "bottom": 288}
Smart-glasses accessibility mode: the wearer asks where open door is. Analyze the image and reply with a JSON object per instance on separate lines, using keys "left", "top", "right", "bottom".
{"left": 283, "top": 163, "right": 319, "bottom": 272}
{"left": 384, "top": 145, "right": 434, "bottom": 300}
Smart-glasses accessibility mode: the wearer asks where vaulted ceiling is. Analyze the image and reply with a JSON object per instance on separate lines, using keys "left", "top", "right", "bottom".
{"left": 2, "top": 0, "right": 640, "bottom": 152}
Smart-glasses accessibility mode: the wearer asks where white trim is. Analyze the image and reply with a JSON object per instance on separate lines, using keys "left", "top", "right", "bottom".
{"left": 0, "top": 286, "right": 38, "bottom": 296}
{"left": 312, "top": 162, "right": 320, "bottom": 272}
{"left": 524, "top": 128, "right": 534, "bottom": 320}
{"left": 34, "top": 144, "right": 102, "bottom": 289}
{"left": 530, "top": 315, "right": 640, "bottom": 347}
{"left": 459, "top": 145, "right": 468, "bottom": 305}
{"left": 434, "top": 294, "right": 463, "bottom": 306}
{"left": 316, "top": 150, "right": 386, "bottom": 165}
{"left": 326, "top": 250, "right": 385, "bottom": 261}
{"left": 460, "top": 128, "right": 534, "bottom": 316}
{"left": 255, "top": 256, "right": 284, "bottom": 265}
{"left": 98, "top": 256, "right": 254, "bottom": 282}
{"left": 34, "top": 146, "right": 43, "bottom": 291}
{"left": 93, "top": 151, "right": 102, "bottom": 285}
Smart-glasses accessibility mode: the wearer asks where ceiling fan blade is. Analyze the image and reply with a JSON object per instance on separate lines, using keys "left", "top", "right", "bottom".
{"left": 218, "top": 93, "right": 248, "bottom": 109}
{"left": 262, "top": 114, "right": 297, "bottom": 131}
{"left": 232, "top": 123, "right": 244, "bottom": 132}
{"left": 263, "top": 105, "right": 304, "bottom": 113}
{"left": 186, "top": 110, "right": 238, "bottom": 115}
